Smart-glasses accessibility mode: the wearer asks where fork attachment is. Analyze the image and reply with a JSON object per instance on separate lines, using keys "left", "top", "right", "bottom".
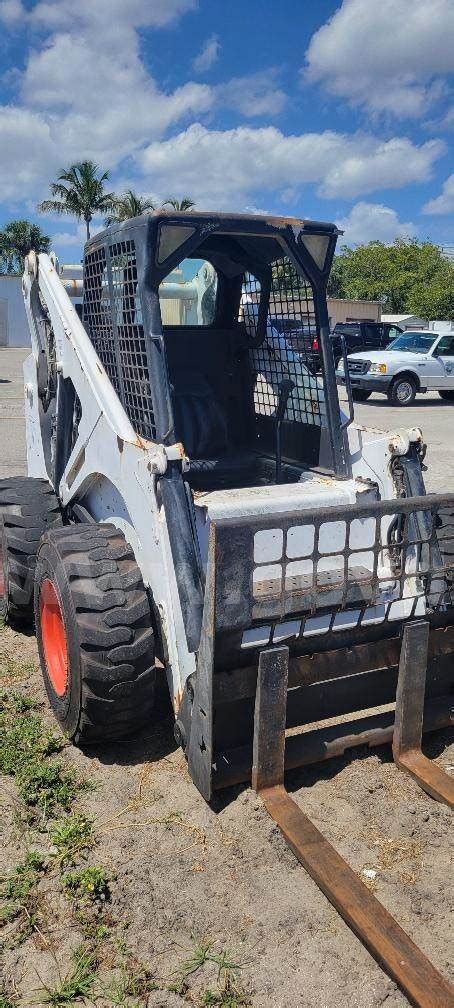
{"left": 253, "top": 645, "right": 454, "bottom": 1008}
{"left": 393, "top": 620, "right": 454, "bottom": 808}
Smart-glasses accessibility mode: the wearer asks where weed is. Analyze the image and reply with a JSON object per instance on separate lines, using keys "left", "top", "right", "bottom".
{"left": 62, "top": 866, "right": 110, "bottom": 902}
{"left": 0, "top": 691, "right": 62, "bottom": 775}
{"left": 106, "top": 966, "right": 158, "bottom": 1007}
{"left": 50, "top": 814, "right": 95, "bottom": 866}
{"left": 1, "top": 851, "right": 45, "bottom": 899}
{"left": 19, "top": 761, "right": 79, "bottom": 814}
{"left": 181, "top": 942, "right": 242, "bottom": 982}
{"left": 0, "top": 846, "right": 46, "bottom": 931}
{"left": 177, "top": 941, "right": 249, "bottom": 1008}
{"left": 0, "top": 691, "right": 86, "bottom": 817}
{"left": 36, "top": 943, "right": 98, "bottom": 1005}
{"left": 0, "top": 992, "right": 16, "bottom": 1008}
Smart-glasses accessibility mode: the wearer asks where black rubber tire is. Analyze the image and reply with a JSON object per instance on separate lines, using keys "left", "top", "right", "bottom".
{"left": 351, "top": 389, "right": 372, "bottom": 402}
{"left": 34, "top": 523, "right": 155, "bottom": 744}
{"left": 0, "top": 477, "right": 62, "bottom": 625}
{"left": 387, "top": 375, "right": 417, "bottom": 407}
{"left": 439, "top": 390, "right": 454, "bottom": 401}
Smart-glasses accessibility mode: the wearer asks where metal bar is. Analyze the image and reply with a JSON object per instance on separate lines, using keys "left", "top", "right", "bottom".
{"left": 252, "top": 649, "right": 454, "bottom": 1008}
{"left": 215, "top": 491, "right": 454, "bottom": 530}
{"left": 213, "top": 696, "right": 453, "bottom": 789}
{"left": 393, "top": 621, "right": 454, "bottom": 808}
{"left": 252, "top": 646, "right": 289, "bottom": 792}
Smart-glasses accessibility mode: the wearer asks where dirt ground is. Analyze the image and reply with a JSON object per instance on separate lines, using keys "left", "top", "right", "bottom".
{"left": 0, "top": 619, "right": 452, "bottom": 1008}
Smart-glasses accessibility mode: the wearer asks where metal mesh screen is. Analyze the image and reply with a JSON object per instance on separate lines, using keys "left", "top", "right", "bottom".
{"left": 83, "top": 247, "right": 121, "bottom": 395}
{"left": 214, "top": 494, "right": 454, "bottom": 640}
{"left": 109, "top": 241, "right": 156, "bottom": 440}
{"left": 83, "top": 241, "right": 156, "bottom": 441}
{"left": 241, "top": 258, "right": 327, "bottom": 430}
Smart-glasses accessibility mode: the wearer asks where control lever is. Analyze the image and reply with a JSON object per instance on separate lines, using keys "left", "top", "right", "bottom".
{"left": 275, "top": 379, "right": 295, "bottom": 483}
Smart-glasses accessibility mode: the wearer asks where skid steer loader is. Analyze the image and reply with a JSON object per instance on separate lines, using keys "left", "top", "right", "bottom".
{"left": 1, "top": 211, "right": 453, "bottom": 1006}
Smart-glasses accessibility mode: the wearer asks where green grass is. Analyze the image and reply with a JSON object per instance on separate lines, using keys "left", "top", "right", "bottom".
{"left": 35, "top": 944, "right": 98, "bottom": 1005}
{"left": 62, "top": 866, "right": 110, "bottom": 902}
{"left": 1, "top": 851, "right": 45, "bottom": 903}
{"left": 170, "top": 941, "right": 250, "bottom": 1007}
{"left": 50, "top": 814, "right": 95, "bottom": 866}
{"left": 0, "top": 690, "right": 87, "bottom": 817}
{"left": 0, "top": 851, "right": 46, "bottom": 932}
{"left": 0, "top": 991, "right": 16, "bottom": 1008}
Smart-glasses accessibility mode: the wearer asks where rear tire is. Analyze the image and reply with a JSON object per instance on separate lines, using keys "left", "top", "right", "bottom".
{"left": 439, "top": 390, "right": 454, "bottom": 401}
{"left": 351, "top": 389, "right": 371, "bottom": 402}
{"left": 0, "top": 477, "right": 62, "bottom": 625}
{"left": 387, "top": 375, "right": 417, "bottom": 407}
{"left": 34, "top": 523, "right": 155, "bottom": 743}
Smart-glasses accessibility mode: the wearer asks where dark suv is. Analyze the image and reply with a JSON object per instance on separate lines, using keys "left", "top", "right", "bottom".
{"left": 331, "top": 321, "right": 402, "bottom": 367}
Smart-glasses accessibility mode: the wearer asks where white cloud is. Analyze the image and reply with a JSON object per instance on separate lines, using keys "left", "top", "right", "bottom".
{"left": 423, "top": 174, "right": 454, "bottom": 215}
{"left": 217, "top": 70, "right": 287, "bottom": 117}
{"left": 305, "top": 0, "right": 454, "bottom": 117}
{"left": 192, "top": 34, "right": 220, "bottom": 73}
{"left": 139, "top": 124, "right": 444, "bottom": 207}
{"left": 30, "top": 0, "right": 197, "bottom": 31}
{"left": 337, "top": 202, "right": 416, "bottom": 245}
{"left": 0, "top": 107, "right": 56, "bottom": 201}
{"left": 0, "top": 0, "right": 23, "bottom": 24}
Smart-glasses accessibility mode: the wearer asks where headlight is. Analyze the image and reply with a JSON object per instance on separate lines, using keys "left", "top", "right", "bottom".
{"left": 369, "top": 363, "right": 387, "bottom": 374}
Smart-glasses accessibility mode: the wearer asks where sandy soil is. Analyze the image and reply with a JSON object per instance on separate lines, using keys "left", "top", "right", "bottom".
{"left": 0, "top": 621, "right": 452, "bottom": 1008}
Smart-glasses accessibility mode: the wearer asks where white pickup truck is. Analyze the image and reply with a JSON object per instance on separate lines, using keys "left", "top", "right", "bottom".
{"left": 336, "top": 329, "right": 454, "bottom": 406}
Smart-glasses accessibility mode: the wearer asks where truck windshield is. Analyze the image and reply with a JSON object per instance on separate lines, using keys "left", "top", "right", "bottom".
{"left": 388, "top": 332, "right": 436, "bottom": 354}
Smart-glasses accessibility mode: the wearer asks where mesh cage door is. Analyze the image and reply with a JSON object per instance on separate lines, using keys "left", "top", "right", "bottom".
{"left": 240, "top": 258, "right": 328, "bottom": 468}
{"left": 83, "top": 239, "right": 157, "bottom": 440}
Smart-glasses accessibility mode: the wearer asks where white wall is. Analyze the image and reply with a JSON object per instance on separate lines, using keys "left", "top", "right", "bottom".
{"left": 0, "top": 276, "right": 29, "bottom": 347}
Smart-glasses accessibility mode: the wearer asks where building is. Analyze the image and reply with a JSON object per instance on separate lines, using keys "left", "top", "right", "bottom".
{"left": 326, "top": 297, "right": 380, "bottom": 327}
{"left": 0, "top": 266, "right": 83, "bottom": 348}
{"left": 0, "top": 275, "right": 29, "bottom": 347}
{"left": 381, "top": 312, "right": 428, "bottom": 330}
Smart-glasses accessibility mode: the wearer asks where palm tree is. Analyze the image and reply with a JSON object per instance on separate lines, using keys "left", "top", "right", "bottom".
{"left": 38, "top": 161, "right": 115, "bottom": 241}
{"left": 163, "top": 197, "right": 196, "bottom": 212}
{"left": 105, "top": 190, "right": 156, "bottom": 225}
{"left": 0, "top": 220, "right": 51, "bottom": 274}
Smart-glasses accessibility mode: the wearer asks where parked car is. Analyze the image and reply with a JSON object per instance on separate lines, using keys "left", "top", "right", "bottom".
{"left": 268, "top": 316, "right": 321, "bottom": 373}
{"left": 331, "top": 321, "right": 403, "bottom": 366}
{"left": 336, "top": 330, "right": 454, "bottom": 406}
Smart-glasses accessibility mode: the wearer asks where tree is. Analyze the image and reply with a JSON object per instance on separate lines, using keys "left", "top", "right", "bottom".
{"left": 0, "top": 220, "right": 51, "bottom": 274}
{"left": 328, "top": 238, "right": 453, "bottom": 317}
{"left": 38, "top": 161, "right": 115, "bottom": 241}
{"left": 105, "top": 189, "right": 156, "bottom": 224}
{"left": 163, "top": 197, "right": 196, "bottom": 211}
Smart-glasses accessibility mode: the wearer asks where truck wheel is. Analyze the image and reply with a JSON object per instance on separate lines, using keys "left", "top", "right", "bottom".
{"left": 387, "top": 375, "right": 417, "bottom": 407}
{"left": 34, "top": 523, "right": 155, "bottom": 744}
{"left": 0, "top": 477, "right": 62, "bottom": 625}
{"left": 439, "top": 390, "right": 454, "bottom": 401}
{"left": 351, "top": 389, "right": 371, "bottom": 402}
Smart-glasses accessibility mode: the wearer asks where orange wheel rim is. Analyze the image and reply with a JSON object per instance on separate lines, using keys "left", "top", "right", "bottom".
{"left": 40, "top": 579, "right": 69, "bottom": 696}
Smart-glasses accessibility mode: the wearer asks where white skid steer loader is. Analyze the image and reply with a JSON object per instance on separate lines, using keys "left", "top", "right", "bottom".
{"left": 1, "top": 211, "right": 453, "bottom": 1006}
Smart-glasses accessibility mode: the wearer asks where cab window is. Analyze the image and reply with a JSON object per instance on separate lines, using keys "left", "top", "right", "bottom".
{"left": 435, "top": 335, "right": 454, "bottom": 357}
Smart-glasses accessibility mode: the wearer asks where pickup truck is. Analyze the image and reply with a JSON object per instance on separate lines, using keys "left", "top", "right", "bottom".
{"left": 336, "top": 329, "right": 454, "bottom": 406}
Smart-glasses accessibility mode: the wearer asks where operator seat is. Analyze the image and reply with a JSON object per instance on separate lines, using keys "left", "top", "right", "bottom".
{"left": 170, "top": 369, "right": 261, "bottom": 489}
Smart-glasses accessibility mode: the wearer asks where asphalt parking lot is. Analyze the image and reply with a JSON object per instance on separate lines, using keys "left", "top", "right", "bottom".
{"left": 1, "top": 347, "right": 454, "bottom": 491}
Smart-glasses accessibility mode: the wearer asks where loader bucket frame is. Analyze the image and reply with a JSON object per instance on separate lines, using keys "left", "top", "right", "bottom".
{"left": 183, "top": 491, "right": 454, "bottom": 801}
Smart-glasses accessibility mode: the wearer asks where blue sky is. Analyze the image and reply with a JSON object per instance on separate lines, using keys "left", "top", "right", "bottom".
{"left": 0, "top": 0, "right": 453, "bottom": 263}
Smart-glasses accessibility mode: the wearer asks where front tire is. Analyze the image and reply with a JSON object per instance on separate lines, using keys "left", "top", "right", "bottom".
{"left": 387, "top": 375, "right": 417, "bottom": 407}
{"left": 34, "top": 524, "right": 155, "bottom": 743}
{"left": 439, "top": 390, "right": 454, "bottom": 401}
{"left": 0, "top": 477, "right": 61, "bottom": 625}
